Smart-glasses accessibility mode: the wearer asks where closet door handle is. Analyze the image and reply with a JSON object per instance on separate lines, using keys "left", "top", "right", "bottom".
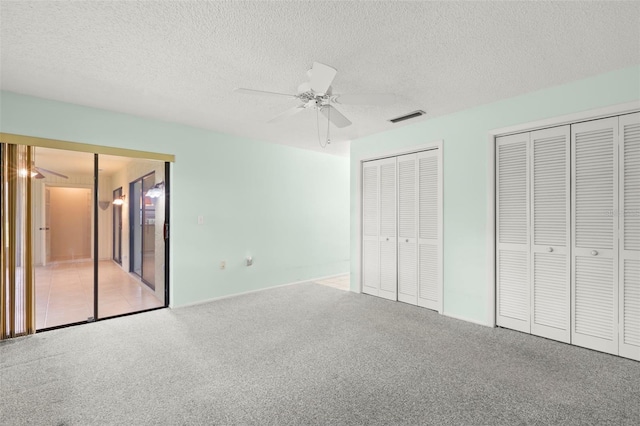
{"left": 591, "top": 250, "right": 598, "bottom": 256}
{"left": 405, "top": 239, "right": 409, "bottom": 243}
{"left": 547, "top": 247, "right": 553, "bottom": 253}
{"left": 386, "top": 237, "right": 389, "bottom": 241}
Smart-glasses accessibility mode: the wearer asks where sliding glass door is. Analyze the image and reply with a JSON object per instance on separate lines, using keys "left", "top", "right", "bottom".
{"left": 113, "top": 187, "right": 122, "bottom": 265}
{"left": 130, "top": 172, "right": 158, "bottom": 290}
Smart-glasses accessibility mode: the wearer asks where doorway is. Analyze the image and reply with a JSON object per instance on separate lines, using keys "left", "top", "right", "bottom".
{"left": 48, "top": 186, "right": 92, "bottom": 262}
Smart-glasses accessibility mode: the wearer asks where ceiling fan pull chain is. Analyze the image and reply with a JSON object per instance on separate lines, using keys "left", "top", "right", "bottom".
{"left": 316, "top": 107, "right": 326, "bottom": 149}
{"left": 326, "top": 102, "right": 331, "bottom": 145}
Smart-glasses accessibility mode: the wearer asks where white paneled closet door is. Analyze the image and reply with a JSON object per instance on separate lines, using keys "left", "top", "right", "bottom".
{"left": 362, "top": 160, "right": 380, "bottom": 296}
{"left": 397, "top": 153, "right": 418, "bottom": 305}
{"left": 530, "top": 126, "right": 571, "bottom": 343}
{"left": 378, "top": 157, "right": 398, "bottom": 301}
{"left": 496, "top": 133, "right": 530, "bottom": 333}
{"left": 619, "top": 112, "right": 640, "bottom": 361}
{"left": 417, "top": 149, "right": 442, "bottom": 311}
{"left": 571, "top": 117, "right": 619, "bottom": 355}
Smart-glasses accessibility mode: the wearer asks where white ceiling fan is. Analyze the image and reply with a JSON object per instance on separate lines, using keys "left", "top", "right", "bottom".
{"left": 234, "top": 62, "right": 399, "bottom": 129}
{"left": 32, "top": 164, "right": 68, "bottom": 179}
{"left": 32, "top": 151, "right": 68, "bottom": 179}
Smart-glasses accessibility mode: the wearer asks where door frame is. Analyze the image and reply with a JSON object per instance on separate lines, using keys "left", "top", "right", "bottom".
{"left": 486, "top": 101, "right": 640, "bottom": 328}
{"left": 355, "top": 140, "right": 444, "bottom": 313}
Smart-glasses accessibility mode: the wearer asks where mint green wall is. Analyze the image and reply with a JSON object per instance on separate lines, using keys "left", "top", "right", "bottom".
{"left": 350, "top": 65, "right": 640, "bottom": 325}
{"left": 0, "top": 91, "right": 350, "bottom": 306}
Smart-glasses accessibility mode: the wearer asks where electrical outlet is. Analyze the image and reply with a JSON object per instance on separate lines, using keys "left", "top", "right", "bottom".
{"left": 220, "top": 260, "right": 226, "bottom": 270}
{"left": 197, "top": 215, "right": 204, "bottom": 225}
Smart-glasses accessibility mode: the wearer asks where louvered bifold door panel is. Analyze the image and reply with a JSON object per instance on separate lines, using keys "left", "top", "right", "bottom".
{"left": 496, "top": 133, "right": 530, "bottom": 333}
{"left": 571, "top": 117, "right": 619, "bottom": 355}
{"left": 417, "top": 149, "right": 442, "bottom": 311}
{"left": 378, "top": 157, "right": 398, "bottom": 301}
{"left": 530, "top": 126, "right": 570, "bottom": 343}
{"left": 397, "top": 154, "right": 418, "bottom": 305}
{"left": 619, "top": 112, "right": 640, "bottom": 361}
{"left": 362, "top": 161, "right": 380, "bottom": 296}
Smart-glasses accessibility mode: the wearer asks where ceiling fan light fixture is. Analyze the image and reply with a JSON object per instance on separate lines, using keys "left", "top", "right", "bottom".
{"left": 389, "top": 110, "right": 426, "bottom": 123}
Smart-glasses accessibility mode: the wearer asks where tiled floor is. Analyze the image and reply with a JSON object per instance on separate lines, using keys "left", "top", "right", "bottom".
{"left": 314, "top": 274, "right": 350, "bottom": 291}
{"left": 36, "top": 260, "right": 163, "bottom": 329}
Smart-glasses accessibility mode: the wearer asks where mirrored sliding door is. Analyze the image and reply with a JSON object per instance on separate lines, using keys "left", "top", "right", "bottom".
{"left": 1, "top": 133, "right": 172, "bottom": 339}
{"left": 32, "top": 147, "right": 95, "bottom": 329}
{"left": 97, "top": 156, "right": 165, "bottom": 319}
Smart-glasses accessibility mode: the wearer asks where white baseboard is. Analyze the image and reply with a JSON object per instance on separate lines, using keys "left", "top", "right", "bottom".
{"left": 312, "top": 272, "right": 350, "bottom": 281}
{"left": 173, "top": 273, "right": 350, "bottom": 309}
{"left": 443, "top": 312, "right": 493, "bottom": 328}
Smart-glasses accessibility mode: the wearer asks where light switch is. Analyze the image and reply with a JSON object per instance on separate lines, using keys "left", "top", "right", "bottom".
{"left": 197, "top": 215, "right": 204, "bottom": 225}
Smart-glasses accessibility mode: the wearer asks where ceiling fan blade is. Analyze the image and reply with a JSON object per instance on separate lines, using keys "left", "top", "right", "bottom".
{"left": 234, "top": 88, "right": 298, "bottom": 99}
{"left": 309, "top": 62, "right": 337, "bottom": 95}
{"left": 321, "top": 105, "right": 352, "bottom": 128}
{"left": 268, "top": 105, "right": 306, "bottom": 124}
{"left": 333, "top": 93, "right": 399, "bottom": 106}
{"left": 36, "top": 166, "right": 68, "bottom": 179}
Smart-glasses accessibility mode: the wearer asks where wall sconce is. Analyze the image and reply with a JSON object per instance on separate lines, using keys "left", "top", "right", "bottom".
{"left": 113, "top": 195, "right": 126, "bottom": 206}
{"left": 98, "top": 201, "right": 110, "bottom": 211}
{"left": 145, "top": 181, "right": 165, "bottom": 198}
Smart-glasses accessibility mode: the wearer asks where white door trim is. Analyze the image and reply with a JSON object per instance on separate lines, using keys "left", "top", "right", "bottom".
{"left": 355, "top": 140, "right": 443, "bottom": 314}
{"left": 486, "top": 100, "right": 640, "bottom": 327}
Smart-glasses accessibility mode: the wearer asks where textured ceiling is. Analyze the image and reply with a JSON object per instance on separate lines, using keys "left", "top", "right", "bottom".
{"left": 1, "top": 1, "right": 639, "bottom": 157}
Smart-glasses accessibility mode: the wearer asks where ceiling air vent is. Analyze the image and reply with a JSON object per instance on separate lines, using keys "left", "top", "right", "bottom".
{"left": 388, "top": 110, "right": 426, "bottom": 123}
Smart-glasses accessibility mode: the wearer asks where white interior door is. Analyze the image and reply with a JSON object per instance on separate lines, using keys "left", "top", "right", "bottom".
{"left": 619, "top": 112, "right": 640, "bottom": 361}
{"left": 362, "top": 161, "right": 380, "bottom": 296}
{"left": 496, "top": 133, "right": 530, "bottom": 333}
{"left": 378, "top": 157, "right": 398, "bottom": 301}
{"left": 530, "top": 126, "right": 571, "bottom": 343}
{"left": 397, "top": 153, "right": 418, "bottom": 305}
{"left": 417, "top": 149, "right": 442, "bottom": 311}
{"left": 571, "top": 117, "right": 619, "bottom": 355}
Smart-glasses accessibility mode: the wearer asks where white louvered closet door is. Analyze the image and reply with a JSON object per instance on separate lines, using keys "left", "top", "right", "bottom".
{"left": 417, "top": 149, "right": 442, "bottom": 311}
{"left": 571, "top": 117, "right": 619, "bottom": 355}
{"left": 619, "top": 112, "right": 640, "bottom": 361}
{"left": 397, "top": 153, "right": 418, "bottom": 305}
{"left": 362, "top": 160, "right": 380, "bottom": 296}
{"left": 530, "top": 126, "right": 571, "bottom": 343}
{"left": 496, "top": 133, "right": 530, "bottom": 333}
{"left": 378, "top": 157, "right": 398, "bottom": 301}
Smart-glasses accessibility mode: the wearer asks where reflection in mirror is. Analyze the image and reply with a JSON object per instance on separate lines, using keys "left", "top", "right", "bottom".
{"left": 98, "top": 155, "right": 165, "bottom": 319}
{"left": 32, "top": 147, "right": 95, "bottom": 329}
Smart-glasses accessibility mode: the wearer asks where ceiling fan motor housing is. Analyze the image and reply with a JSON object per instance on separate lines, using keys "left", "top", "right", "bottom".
{"left": 298, "top": 90, "right": 331, "bottom": 109}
